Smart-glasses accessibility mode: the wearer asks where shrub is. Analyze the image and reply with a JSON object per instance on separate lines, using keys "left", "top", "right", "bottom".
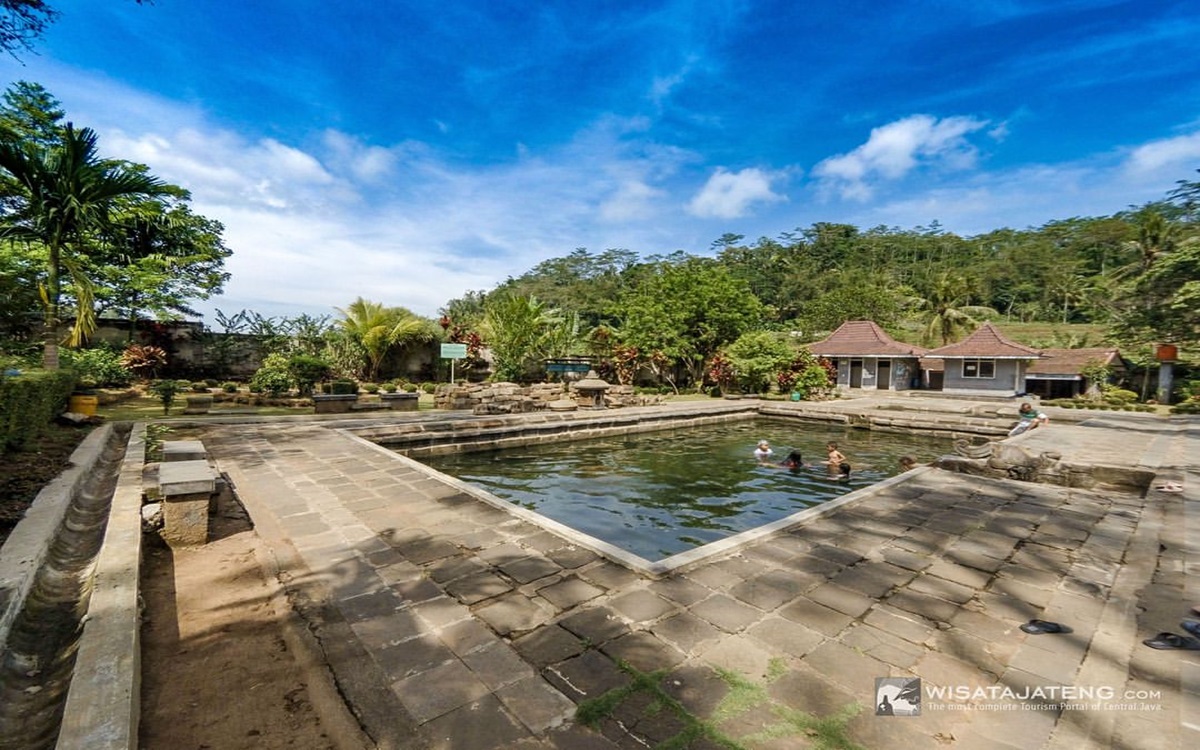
{"left": 204, "top": 378, "right": 219, "bottom": 388}
{"left": 381, "top": 383, "right": 397, "bottom": 393}
{"left": 61, "top": 346, "right": 133, "bottom": 388}
{"left": 120, "top": 344, "right": 168, "bottom": 379}
{"left": 1102, "top": 388, "right": 1139, "bottom": 405}
{"left": 420, "top": 382, "right": 435, "bottom": 393}
{"left": 221, "top": 382, "right": 239, "bottom": 393}
{"left": 362, "top": 382, "right": 380, "bottom": 394}
{"left": 331, "top": 379, "right": 358, "bottom": 395}
{"left": 250, "top": 353, "right": 292, "bottom": 397}
{"left": 1171, "top": 400, "right": 1200, "bottom": 415}
{"left": 0, "top": 369, "right": 77, "bottom": 452}
{"left": 286, "top": 354, "right": 332, "bottom": 397}
{"left": 191, "top": 381, "right": 209, "bottom": 393}
{"left": 147, "top": 379, "right": 185, "bottom": 415}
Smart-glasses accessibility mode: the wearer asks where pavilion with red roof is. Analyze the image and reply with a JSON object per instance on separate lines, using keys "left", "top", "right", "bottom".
{"left": 808, "top": 320, "right": 928, "bottom": 391}
{"left": 921, "top": 322, "right": 1041, "bottom": 396}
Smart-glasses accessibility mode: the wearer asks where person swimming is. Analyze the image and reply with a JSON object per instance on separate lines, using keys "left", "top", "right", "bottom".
{"left": 779, "top": 450, "right": 804, "bottom": 469}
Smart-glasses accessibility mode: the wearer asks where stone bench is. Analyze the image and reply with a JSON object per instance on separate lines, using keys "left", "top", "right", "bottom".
{"left": 350, "top": 402, "right": 390, "bottom": 412}
{"left": 158, "top": 441, "right": 218, "bottom": 547}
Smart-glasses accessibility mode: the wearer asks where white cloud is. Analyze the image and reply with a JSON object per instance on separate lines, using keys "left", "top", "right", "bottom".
{"left": 1123, "top": 131, "right": 1200, "bottom": 176}
{"left": 688, "top": 167, "right": 785, "bottom": 219}
{"left": 601, "top": 180, "right": 665, "bottom": 221}
{"left": 813, "top": 114, "right": 990, "bottom": 200}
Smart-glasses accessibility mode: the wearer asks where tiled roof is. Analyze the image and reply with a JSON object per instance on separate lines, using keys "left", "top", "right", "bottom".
{"left": 808, "top": 320, "right": 927, "bottom": 357}
{"left": 921, "top": 322, "right": 1041, "bottom": 359}
{"left": 1027, "top": 348, "right": 1121, "bottom": 376}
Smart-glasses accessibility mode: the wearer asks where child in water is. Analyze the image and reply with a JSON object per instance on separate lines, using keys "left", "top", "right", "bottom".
{"left": 754, "top": 440, "right": 774, "bottom": 462}
{"left": 824, "top": 442, "right": 846, "bottom": 466}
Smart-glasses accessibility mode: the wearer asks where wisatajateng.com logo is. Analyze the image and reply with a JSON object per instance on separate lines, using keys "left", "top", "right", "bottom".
{"left": 875, "top": 678, "right": 1163, "bottom": 717}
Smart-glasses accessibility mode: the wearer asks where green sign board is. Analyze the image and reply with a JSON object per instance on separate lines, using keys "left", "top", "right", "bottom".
{"left": 440, "top": 343, "right": 468, "bottom": 359}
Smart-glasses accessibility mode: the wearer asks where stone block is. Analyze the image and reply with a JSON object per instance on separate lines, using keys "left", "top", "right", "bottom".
{"left": 160, "top": 491, "right": 209, "bottom": 547}
{"left": 161, "top": 440, "right": 206, "bottom": 462}
{"left": 158, "top": 460, "right": 216, "bottom": 496}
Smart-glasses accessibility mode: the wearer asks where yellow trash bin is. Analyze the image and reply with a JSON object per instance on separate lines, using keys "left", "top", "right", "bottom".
{"left": 69, "top": 394, "right": 98, "bottom": 416}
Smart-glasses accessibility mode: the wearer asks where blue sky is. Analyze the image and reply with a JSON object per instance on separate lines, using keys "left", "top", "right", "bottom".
{"left": 5, "top": 0, "right": 1199, "bottom": 324}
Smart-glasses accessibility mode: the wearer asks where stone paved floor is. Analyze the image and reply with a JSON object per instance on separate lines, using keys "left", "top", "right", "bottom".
{"left": 200, "top": 399, "right": 1199, "bottom": 750}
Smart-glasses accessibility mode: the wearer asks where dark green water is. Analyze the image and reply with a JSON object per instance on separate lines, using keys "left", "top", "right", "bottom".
{"left": 421, "top": 418, "right": 950, "bottom": 561}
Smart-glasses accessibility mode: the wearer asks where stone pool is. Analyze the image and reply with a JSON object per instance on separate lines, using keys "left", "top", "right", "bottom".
{"left": 419, "top": 418, "right": 953, "bottom": 561}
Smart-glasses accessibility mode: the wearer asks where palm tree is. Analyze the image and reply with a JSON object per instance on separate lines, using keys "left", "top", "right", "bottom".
{"left": 1124, "top": 208, "right": 1180, "bottom": 273}
{"left": 0, "top": 123, "right": 167, "bottom": 368}
{"left": 481, "top": 293, "right": 561, "bottom": 382}
{"left": 912, "top": 272, "right": 998, "bottom": 346}
{"left": 335, "top": 297, "right": 434, "bottom": 381}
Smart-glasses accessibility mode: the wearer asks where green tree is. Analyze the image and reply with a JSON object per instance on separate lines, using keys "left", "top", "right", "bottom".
{"left": 616, "top": 256, "right": 763, "bottom": 387}
{"left": 480, "top": 293, "right": 562, "bottom": 382}
{"left": 0, "top": 1, "right": 56, "bottom": 56}
{"left": 335, "top": 297, "right": 435, "bottom": 382}
{"left": 0, "top": 123, "right": 168, "bottom": 368}
{"left": 92, "top": 196, "right": 232, "bottom": 324}
{"left": 910, "top": 272, "right": 997, "bottom": 346}
{"left": 721, "top": 331, "right": 795, "bottom": 394}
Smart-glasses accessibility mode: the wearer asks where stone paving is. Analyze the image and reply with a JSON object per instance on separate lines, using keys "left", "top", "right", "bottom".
{"left": 199, "top": 399, "right": 1199, "bottom": 750}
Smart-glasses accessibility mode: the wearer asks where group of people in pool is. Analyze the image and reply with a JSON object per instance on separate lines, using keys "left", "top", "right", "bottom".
{"left": 754, "top": 439, "right": 853, "bottom": 479}
{"left": 755, "top": 440, "right": 924, "bottom": 479}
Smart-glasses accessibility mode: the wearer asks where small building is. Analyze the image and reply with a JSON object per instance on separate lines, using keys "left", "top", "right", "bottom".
{"left": 808, "top": 320, "right": 927, "bottom": 391}
{"left": 921, "top": 322, "right": 1041, "bottom": 396}
{"left": 1024, "top": 347, "right": 1126, "bottom": 399}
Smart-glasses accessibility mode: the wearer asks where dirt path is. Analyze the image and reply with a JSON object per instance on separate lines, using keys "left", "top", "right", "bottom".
{"left": 139, "top": 491, "right": 372, "bottom": 750}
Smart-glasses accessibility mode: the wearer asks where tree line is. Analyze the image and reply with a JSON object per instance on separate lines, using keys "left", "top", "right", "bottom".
{"left": 435, "top": 179, "right": 1197, "bottom": 393}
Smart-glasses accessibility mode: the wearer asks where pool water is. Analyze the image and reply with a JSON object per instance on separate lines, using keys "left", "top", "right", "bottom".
{"left": 421, "top": 419, "right": 950, "bottom": 561}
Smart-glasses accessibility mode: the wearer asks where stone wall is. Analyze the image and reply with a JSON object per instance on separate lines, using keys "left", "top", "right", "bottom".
{"left": 434, "top": 381, "right": 653, "bottom": 413}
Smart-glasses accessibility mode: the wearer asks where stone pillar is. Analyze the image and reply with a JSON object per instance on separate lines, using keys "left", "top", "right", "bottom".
{"left": 159, "top": 459, "right": 216, "bottom": 547}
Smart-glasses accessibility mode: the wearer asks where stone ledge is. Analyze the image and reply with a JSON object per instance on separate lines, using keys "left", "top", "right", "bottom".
{"left": 55, "top": 423, "right": 146, "bottom": 750}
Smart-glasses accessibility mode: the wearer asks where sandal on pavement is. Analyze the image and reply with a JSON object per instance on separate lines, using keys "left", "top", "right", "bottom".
{"left": 1181, "top": 620, "right": 1200, "bottom": 639}
{"left": 1143, "top": 632, "right": 1200, "bottom": 650}
{"left": 1020, "top": 619, "right": 1071, "bottom": 634}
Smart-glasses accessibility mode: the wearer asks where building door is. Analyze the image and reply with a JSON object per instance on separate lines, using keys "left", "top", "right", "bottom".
{"left": 850, "top": 359, "right": 863, "bottom": 388}
{"left": 876, "top": 359, "right": 891, "bottom": 390}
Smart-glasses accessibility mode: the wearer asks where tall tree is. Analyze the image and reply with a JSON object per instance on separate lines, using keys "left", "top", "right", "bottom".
{"left": 480, "top": 293, "right": 565, "bottom": 382}
{"left": 616, "top": 256, "right": 763, "bottom": 387}
{"left": 911, "top": 272, "right": 997, "bottom": 345}
{"left": 0, "top": 123, "right": 168, "bottom": 368}
{"left": 0, "top": 0, "right": 56, "bottom": 56}
{"left": 92, "top": 196, "right": 232, "bottom": 324}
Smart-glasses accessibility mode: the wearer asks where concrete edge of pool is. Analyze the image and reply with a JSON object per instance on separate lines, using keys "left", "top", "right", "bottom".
{"left": 342, "top": 426, "right": 932, "bottom": 577}
{"left": 339, "top": 400, "right": 1005, "bottom": 578}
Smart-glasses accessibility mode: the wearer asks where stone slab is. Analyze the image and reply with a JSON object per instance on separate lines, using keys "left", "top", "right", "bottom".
{"left": 161, "top": 440, "right": 206, "bottom": 462}
{"left": 158, "top": 459, "right": 217, "bottom": 496}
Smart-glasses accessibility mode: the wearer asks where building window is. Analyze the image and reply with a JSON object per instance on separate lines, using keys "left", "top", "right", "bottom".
{"left": 961, "top": 359, "right": 995, "bottom": 379}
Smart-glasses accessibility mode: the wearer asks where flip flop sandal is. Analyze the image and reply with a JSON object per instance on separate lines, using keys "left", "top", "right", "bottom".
{"left": 1142, "top": 632, "right": 1200, "bottom": 650}
{"left": 1181, "top": 620, "right": 1200, "bottom": 639}
{"left": 1020, "top": 619, "right": 1071, "bottom": 634}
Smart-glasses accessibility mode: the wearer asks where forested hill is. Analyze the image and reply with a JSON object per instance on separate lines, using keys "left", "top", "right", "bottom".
{"left": 444, "top": 180, "right": 1198, "bottom": 359}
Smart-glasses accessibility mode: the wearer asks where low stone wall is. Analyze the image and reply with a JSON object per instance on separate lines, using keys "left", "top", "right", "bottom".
{"left": 434, "top": 381, "right": 653, "bottom": 413}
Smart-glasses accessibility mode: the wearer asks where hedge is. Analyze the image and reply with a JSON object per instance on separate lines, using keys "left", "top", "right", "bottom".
{"left": 0, "top": 370, "right": 77, "bottom": 453}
